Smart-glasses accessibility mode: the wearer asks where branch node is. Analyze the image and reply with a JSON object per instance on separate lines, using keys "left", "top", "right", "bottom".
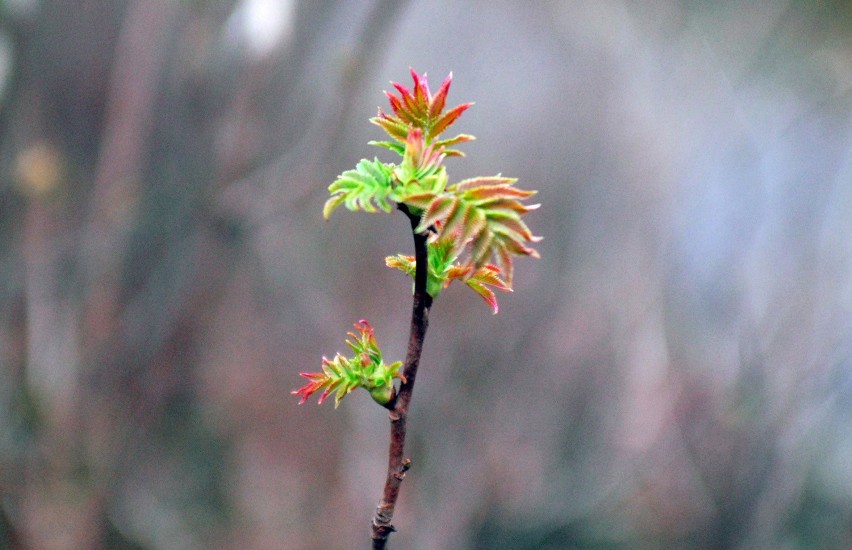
{"left": 394, "top": 458, "right": 412, "bottom": 480}
{"left": 372, "top": 504, "right": 396, "bottom": 533}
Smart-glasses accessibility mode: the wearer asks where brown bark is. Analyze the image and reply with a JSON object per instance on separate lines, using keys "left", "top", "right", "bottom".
{"left": 370, "top": 204, "right": 433, "bottom": 548}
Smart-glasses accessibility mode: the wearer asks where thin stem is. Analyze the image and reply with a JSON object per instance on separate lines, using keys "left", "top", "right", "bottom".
{"left": 371, "top": 204, "right": 432, "bottom": 547}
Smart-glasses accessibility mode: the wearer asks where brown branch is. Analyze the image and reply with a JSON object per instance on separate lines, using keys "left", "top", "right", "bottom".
{"left": 371, "top": 204, "right": 433, "bottom": 547}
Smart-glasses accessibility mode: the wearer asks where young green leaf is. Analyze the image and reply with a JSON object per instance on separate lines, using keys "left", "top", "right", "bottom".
{"left": 324, "top": 158, "right": 395, "bottom": 220}
{"left": 394, "top": 128, "right": 446, "bottom": 186}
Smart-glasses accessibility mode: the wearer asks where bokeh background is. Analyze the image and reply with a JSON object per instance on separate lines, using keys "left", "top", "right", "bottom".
{"left": 1, "top": 1, "right": 851, "bottom": 548}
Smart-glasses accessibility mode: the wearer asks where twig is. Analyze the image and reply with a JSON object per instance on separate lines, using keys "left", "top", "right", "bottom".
{"left": 370, "top": 204, "right": 433, "bottom": 547}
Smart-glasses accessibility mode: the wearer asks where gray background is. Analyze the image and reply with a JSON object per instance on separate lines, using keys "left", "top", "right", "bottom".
{"left": 1, "top": 1, "right": 851, "bottom": 548}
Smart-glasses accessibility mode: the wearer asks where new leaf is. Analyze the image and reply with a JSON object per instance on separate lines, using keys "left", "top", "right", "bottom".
{"left": 386, "top": 237, "right": 512, "bottom": 314}
{"left": 371, "top": 68, "right": 475, "bottom": 157}
{"left": 292, "top": 321, "right": 404, "bottom": 407}
{"left": 324, "top": 158, "right": 395, "bottom": 220}
{"left": 401, "top": 177, "right": 541, "bottom": 284}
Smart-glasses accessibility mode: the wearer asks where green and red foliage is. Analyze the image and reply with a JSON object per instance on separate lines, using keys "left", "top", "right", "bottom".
{"left": 292, "top": 321, "right": 404, "bottom": 407}
{"left": 305, "top": 68, "right": 540, "bottom": 405}
{"left": 295, "top": 68, "right": 541, "bottom": 547}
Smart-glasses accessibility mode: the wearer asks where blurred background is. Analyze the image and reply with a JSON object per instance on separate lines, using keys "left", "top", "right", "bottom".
{"left": 1, "top": 0, "right": 851, "bottom": 548}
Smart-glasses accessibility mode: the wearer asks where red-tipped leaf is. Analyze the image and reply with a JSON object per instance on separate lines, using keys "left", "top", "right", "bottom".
{"left": 429, "top": 72, "right": 452, "bottom": 119}
{"left": 431, "top": 102, "right": 473, "bottom": 136}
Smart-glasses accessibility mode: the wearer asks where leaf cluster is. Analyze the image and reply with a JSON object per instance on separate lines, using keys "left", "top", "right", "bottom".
{"left": 401, "top": 176, "right": 540, "bottom": 285}
{"left": 292, "top": 321, "right": 404, "bottom": 407}
{"left": 386, "top": 236, "right": 511, "bottom": 314}
{"left": 298, "top": 69, "right": 541, "bottom": 407}
{"left": 369, "top": 68, "right": 475, "bottom": 157}
{"left": 324, "top": 68, "right": 540, "bottom": 306}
